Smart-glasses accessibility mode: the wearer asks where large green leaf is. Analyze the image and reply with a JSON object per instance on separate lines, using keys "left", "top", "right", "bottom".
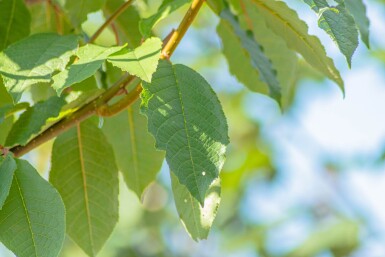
{"left": 103, "top": 101, "right": 165, "bottom": 199}
{"left": 0, "top": 33, "right": 78, "bottom": 102}
{"left": 344, "top": 0, "right": 370, "bottom": 48}
{"left": 0, "top": 158, "right": 65, "bottom": 257}
{"left": 103, "top": 0, "right": 142, "bottom": 47}
{"left": 141, "top": 60, "right": 229, "bottom": 204}
{"left": 64, "top": 0, "right": 106, "bottom": 27}
{"left": 171, "top": 173, "right": 221, "bottom": 240}
{"left": 250, "top": 0, "right": 344, "bottom": 91}
{"left": 108, "top": 37, "right": 162, "bottom": 82}
{"left": 0, "top": 155, "right": 16, "bottom": 209}
{"left": 304, "top": 0, "right": 359, "bottom": 67}
{"left": 0, "top": 0, "right": 31, "bottom": 51}
{"left": 139, "top": 0, "right": 190, "bottom": 37}
{"left": 239, "top": 0, "right": 298, "bottom": 109}
{"left": 5, "top": 96, "right": 66, "bottom": 147}
{"left": 52, "top": 44, "right": 124, "bottom": 94}
{"left": 218, "top": 9, "right": 281, "bottom": 102}
{"left": 50, "top": 119, "right": 119, "bottom": 257}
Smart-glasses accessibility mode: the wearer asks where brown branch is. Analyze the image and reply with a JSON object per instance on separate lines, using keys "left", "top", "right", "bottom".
{"left": 10, "top": 0, "right": 207, "bottom": 158}
{"left": 88, "top": 0, "right": 133, "bottom": 43}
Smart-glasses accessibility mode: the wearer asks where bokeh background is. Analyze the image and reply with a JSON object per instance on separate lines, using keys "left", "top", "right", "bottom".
{"left": 2, "top": 0, "right": 385, "bottom": 256}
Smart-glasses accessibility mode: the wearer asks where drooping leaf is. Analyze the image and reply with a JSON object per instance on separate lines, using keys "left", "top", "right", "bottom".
{"left": 250, "top": 0, "right": 344, "bottom": 91}
{"left": 103, "top": 101, "right": 164, "bottom": 199}
{"left": 0, "top": 33, "right": 78, "bottom": 102}
{"left": 0, "top": 158, "right": 66, "bottom": 257}
{"left": 52, "top": 44, "right": 124, "bottom": 94}
{"left": 5, "top": 96, "right": 66, "bottom": 147}
{"left": 50, "top": 119, "right": 119, "bottom": 257}
{"left": 239, "top": 0, "right": 298, "bottom": 109}
{"left": 0, "top": 0, "right": 31, "bottom": 51}
{"left": 218, "top": 9, "right": 281, "bottom": 102}
{"left": 171, "top": 173, "right": 221, "bottom": 241}
{"left": 141, "top": 60, "right": 229, "bottom": 204}
{"left": 103, "top": 0, "right": 142, "bottom": 47}
{"left": 0, "top": 155, "right": 16, "bottom": 209}
{"left": 139, "top": 0, "right": 190, "bottom": 37}
{"left": 304, "top": 0, "right": 359, "bottom": 67}
{"left": 64, "top": 0, "right": 106, "bottom": 27}
{"left": 344, "top": 0, "right": 370, "bottom": 48}
{"left": 108, "top": 37, "right": 162, "bottom": 82}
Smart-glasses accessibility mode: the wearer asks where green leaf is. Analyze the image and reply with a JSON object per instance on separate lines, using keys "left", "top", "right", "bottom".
{"left": 250, "top": 0, "right": 344, "bottom": 91}
{"left": 103, "top": 0, "right": 142, "bottom": 47}
{"left": 0, "top": 155, "right": 16, "bottom": 209}
{"left": 0, "top": 78, "right": 13, "bottom": 107}
{"left": 64, "top": 0, "right": 106, "bottom": 27}
{"left": 0, "top": 158, "right": 66, "bottom": 257}
{"left": 141, "top": 60, "right": 229, "bottom": 204}
{"left": 171, "top": 173, "right": 221, "bottom": 241}
{"left": 0, "top": 102, "right": 29, "bottom": 123}
{"left": 0, "top": 33, "right": 78, "bottom": 102}
{"left": 0, "top": 117, "right": 13, "bottom": 145}
{"left": 103, "top": 101, "right": 164, "bottom": 199}
{"left": 239, "top": 0, "right": 298, "bottom": 109}
{"left": 108, "top": 37, "right": 162, "bottom": 82}
{"left": 0, "top": 0, "right": 31, "bottom": 50}
{"left": 5, "top": 96, "right": 66, "bottom": 147}
{"left": 344, "top": 0, "right": 370, "bottom": 48}
{"left": 304, "top": 0, "right": 359, "bottom": 67}
{"left": 139, "top": 0, "right": 190, "bottom": 37}
{"left": 218, "top": 9, "right": 281, "bottom": 102}
{"left": 52, "top": 44, "right": 124, "bottom": 94}
{"left": 50, "top": 119, "right": 119, "bottom": 257}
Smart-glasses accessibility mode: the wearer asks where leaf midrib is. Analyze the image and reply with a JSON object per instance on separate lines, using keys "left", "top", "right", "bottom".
{"left": 127, "top": 107, "right": 140, "bottom": 194}
{"left": 15, "top": 175, "right": 38, "bottom": 257}
{"left": 76, "top": 123, "right": 95, "bottom": 255}
{"left": 171, "top": 65, "right": 201, "bottom": 201}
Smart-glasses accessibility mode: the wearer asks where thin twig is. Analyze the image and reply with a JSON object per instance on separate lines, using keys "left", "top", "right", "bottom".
{"left": 88, "top": 0, "right": 134, "bottom": 43}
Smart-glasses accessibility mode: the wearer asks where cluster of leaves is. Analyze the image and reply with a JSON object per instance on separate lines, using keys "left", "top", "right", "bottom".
{"left": 0, "top": 0, "right": 370, "bottom": 257}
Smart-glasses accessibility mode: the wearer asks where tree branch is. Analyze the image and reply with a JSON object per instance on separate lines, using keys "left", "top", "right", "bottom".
{"left": 88, "top": 0, "right": 134, "bottom": 43}
{"left": 10, "top": 0, "right": 206, "bottom": 158}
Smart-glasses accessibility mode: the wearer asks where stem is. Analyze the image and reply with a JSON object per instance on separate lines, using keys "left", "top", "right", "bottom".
{"left": 97, "top": 82, "right": 142, "bottom": 117}
{"left": 88, "top": 0, "right": 134, "bottom": 43}
{"left": 10, "top": 0, "right": 206, "bottom": 157}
